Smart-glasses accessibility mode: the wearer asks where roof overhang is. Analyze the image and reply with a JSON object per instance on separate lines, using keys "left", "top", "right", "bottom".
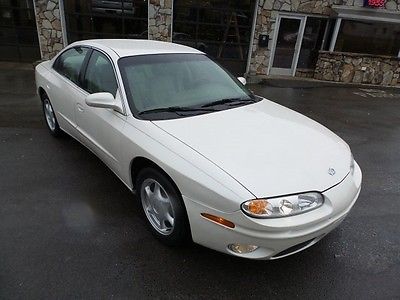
{"left": 331, "top": 5, "right": 400, "bottom": 24}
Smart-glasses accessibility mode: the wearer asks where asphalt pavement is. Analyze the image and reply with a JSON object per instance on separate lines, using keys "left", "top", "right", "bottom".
{"left": 0, "top": 65, "right": 399, "bottom": 299}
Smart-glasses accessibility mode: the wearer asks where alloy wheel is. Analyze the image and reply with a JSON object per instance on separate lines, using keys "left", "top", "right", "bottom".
{"left": 140, "top": 178, "right": 176, "bottom": 235}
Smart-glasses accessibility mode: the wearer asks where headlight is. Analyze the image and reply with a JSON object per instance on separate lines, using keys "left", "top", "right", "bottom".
{"left": 350, "top": 154, "right": 355, "bottom": 175}
{"left": 241, "top": 192, "right": 324, "bottom": 218}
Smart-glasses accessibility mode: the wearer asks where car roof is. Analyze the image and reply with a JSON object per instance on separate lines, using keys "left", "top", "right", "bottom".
{"left": 71, "top": 39, "right": 202, "bottom": 57}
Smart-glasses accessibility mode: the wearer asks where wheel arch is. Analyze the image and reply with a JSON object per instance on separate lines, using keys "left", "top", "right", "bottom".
{"left": 130, "top": 156, "right": 181, "bottom": 195}
{"left": 130, "top": 156, "right": 192, "bottom": 239}
{"left": 38, "top": 87, "right": 47, "bottom": 101}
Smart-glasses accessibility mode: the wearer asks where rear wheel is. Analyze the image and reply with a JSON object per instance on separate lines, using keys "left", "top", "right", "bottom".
{"left": 136, "top": 167, "right": 190, "bottom": 246}
{"left": 42, "top": 96, "right": 63, "bottom": 137}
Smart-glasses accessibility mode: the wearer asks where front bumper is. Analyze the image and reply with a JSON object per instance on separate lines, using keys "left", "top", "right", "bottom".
{"left": 183, "top": 162, "right": 362, "bottom": 259}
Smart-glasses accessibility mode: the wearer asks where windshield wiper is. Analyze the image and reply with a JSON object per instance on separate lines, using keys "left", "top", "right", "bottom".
{"left": 138, "top": 106, "right": 217, "bottom": 115}
{"left": 201, "top": 97, "right": 256, "bottom": 108}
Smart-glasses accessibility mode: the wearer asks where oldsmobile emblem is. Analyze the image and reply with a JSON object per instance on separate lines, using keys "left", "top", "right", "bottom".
{"left": 328, "top": 168, "right": 336, "bottom": 176}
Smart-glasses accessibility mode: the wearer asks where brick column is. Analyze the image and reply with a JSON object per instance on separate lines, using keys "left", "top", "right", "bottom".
{"left": 33, "top": 0, "right": 64, "bottom": 60}
{"left": 148, "top": 0, "right": 173, "bottom": 42}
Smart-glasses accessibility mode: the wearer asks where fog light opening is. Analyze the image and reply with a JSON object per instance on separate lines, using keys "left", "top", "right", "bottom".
{"left": 228, "top": 243, "right": 259, "bottom": 254}
{"left": 201, "top": 213, "right": 235, "bottom": 228}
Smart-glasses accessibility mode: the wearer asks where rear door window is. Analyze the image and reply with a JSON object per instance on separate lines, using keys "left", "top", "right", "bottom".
{"left": 53, "top": 47, "right": 89, "bottom": 86}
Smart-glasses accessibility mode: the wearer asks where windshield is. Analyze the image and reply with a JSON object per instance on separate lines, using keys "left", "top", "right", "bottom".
{"left": 118, "top": 54, "right": 256, "bottom": 119}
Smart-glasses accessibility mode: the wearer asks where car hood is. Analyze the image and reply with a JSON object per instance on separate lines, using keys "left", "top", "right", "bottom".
{"left": 152, "top": 99, "right": 351, "bottom": 198}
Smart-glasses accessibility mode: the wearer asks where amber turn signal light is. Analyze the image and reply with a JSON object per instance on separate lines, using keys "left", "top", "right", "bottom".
{"left": 201, "top": 213, "right": 235, "bottom": 228}
{"left": 248, "top": 199, "right": 269, "bottom": 215}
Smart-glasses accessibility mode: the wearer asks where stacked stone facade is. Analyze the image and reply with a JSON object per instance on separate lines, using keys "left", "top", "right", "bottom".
{"left": 315, "top": 51, "right": 400, "bottom": 85}
{"left": 148, "top": 0, "right": 173, "bottom": 42}
{"left": 34, "top": 0, "right": 64, "bottom": 60}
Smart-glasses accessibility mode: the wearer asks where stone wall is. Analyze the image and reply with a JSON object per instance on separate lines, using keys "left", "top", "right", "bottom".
{"left": 314, "top": 51, "right": 400, "bottom": 86}
{"left": 148, "top": 0, "right": 173, "bottom": 42}
{"left": 295, "top": 68, "right": 315, "bottom": 78}
{"left": 34, "top": 0, "right": 64, "bottom": 60}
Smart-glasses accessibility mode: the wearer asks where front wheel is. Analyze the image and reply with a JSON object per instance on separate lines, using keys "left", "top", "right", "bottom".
{"left": 136, "top": 168, "right": 190, "bottom": 246}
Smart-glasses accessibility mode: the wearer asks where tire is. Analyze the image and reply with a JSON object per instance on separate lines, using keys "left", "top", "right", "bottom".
{"left": 136, "top": 167, "right": 190, "bottom": 246}
{"left": 42, "top": 95, "right": 63, "bottom": 137}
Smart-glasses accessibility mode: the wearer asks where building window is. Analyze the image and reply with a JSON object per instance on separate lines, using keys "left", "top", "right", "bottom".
{"left": 0, "top": 0, "right": 40, "bottom": 62}
{"left": 173, "top": 0, "right": 256, "bottom": 75}
{"left": 335, "top": 20, "right": 400, "bottom": 57}
{"left": 64, "top": 0, "right": 148, "bottom": 43}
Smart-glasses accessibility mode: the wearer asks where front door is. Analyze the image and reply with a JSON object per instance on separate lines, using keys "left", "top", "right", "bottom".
{"left": 270, "top": 16, "right": 305, "bottom": 76}
{"left": 50, "top": 46, "right": 90, "bottom": 135}
{"left": 75, "top": 49, "right": 126, "bottom": 174}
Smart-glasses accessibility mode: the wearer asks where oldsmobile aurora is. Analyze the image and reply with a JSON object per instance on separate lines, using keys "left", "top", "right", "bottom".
{"left": 35, "top": 40, "right": 362, "bottom": 259}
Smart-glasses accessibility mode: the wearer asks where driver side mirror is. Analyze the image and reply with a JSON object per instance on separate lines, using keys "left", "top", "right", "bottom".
{"left": 85, "top": 92, "right": 123, "bottom": 113}
{"left": 237, "top": 77, "right": 247, "bottom": 85}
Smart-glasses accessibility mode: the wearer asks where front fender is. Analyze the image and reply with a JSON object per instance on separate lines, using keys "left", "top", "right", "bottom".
{"left": 119, "top": 117, "right": 255, "bottom": 213}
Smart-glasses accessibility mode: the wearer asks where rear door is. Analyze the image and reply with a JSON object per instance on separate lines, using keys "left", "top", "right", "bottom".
{"left": 50, "top": 46, "right": 90, "bottom": 135}
{"left": 75, "top": 49, "right": 126, "bottom": 174}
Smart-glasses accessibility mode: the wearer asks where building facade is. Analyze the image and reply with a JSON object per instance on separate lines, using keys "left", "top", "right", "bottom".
{"left": 1, "top": 0, "right": 399, "bottom": 86}
{"left": 250, "top": 0, "right": 400, "bottom": 86}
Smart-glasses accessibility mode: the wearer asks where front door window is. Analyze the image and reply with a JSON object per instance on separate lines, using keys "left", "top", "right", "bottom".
{"left": 83, "top": 50, "right": 118, "bottom": 97}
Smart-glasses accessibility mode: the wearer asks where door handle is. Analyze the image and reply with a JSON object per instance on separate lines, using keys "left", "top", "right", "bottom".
{"left": 77, "top": 103, "right": 84, "bottom": 112}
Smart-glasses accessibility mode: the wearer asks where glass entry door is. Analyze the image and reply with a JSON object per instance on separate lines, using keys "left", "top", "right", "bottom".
{"left": 270, "top": 16, "right": 305, "bottom": 76}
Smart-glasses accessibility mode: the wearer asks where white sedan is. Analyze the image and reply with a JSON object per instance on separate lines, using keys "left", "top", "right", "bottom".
{"left": 35, "top": 39, "right": 362, "bottom": 259}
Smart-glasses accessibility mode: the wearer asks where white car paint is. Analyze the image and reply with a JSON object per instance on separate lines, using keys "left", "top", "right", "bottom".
{"left": 154, "top": 99, "right": 351, "bottom": 198}
{"left": 35, "top": 39, "right": 362, "bottom": 259}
